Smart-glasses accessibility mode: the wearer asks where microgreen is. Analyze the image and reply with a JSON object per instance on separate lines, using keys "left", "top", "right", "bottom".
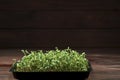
{"left": 12, "top": 47, "right": 89, "bottom": 72}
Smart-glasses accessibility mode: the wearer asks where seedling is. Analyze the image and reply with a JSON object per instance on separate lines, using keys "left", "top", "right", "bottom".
{"left": 12, "top": 47, "right": 89, "bottom": 72}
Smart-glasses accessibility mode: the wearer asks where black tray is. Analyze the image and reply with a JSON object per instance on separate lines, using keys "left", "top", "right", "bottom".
{"left": 10, "top": 63, "right": 92, "bottom": 80}
{"left": 12, "top": 71, "right": 90, "bottom": 80}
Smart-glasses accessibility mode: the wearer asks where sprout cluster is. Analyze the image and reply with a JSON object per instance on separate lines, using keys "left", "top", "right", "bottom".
{"left": 13, "top": 47, "right": 89, "bottom": 72}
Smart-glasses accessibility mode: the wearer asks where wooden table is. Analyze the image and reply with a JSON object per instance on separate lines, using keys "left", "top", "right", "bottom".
{"left": 0, "top": 49, "right": 120, "bottom": 80}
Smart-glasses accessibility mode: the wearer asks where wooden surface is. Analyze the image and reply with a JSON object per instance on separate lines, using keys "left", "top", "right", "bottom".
{"left": 0, "top": 0, "right": 120, "bottom": 29}
{"left": 0, "top": 0, "right": 120, "bottom": 48}
{"left": 0, "top": 29, "right": 120, "bottom": 48}
{"left": 0, "top": 48, "right": 120, "bottom": 80}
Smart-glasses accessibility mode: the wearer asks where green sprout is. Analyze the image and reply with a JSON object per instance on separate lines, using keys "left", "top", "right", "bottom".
{"left": 12, "top": 47, "right": 89, "bottom": 72}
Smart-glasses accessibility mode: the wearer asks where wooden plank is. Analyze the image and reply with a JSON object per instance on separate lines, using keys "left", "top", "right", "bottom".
{"left": 0, "top": 10, "right": 119, "bottom": 29}
{"left": 0, "top": 29, "right": 119, "bottom": 48}
{"left": 0, "top": 0, "right": 119, "bottom": 10}
{"left": 0, "top": 67, "right": 13, "bottom": 80}
{"left": 0, "top": 0, "right": 119, "bottom": 29}
{"left": 88, "top": 53, "right": 120, "bottom": 80}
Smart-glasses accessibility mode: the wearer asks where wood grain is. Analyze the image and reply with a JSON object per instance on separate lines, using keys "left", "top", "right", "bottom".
{"left": 0, "top": 29, "right": 120, "bottom": 48}
{"left": 0, "top": 49, "right": 120, "bottom": 80}
{"left": 0, "top": 0, "right": 120, "bottom": 29}
{"left": 0, "top": 0, "right": 120, "bottom": 48}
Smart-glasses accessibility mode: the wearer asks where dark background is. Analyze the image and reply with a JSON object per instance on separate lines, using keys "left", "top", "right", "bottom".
{"left": 0, "top": 0, "right": 120, "bottom": 49}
